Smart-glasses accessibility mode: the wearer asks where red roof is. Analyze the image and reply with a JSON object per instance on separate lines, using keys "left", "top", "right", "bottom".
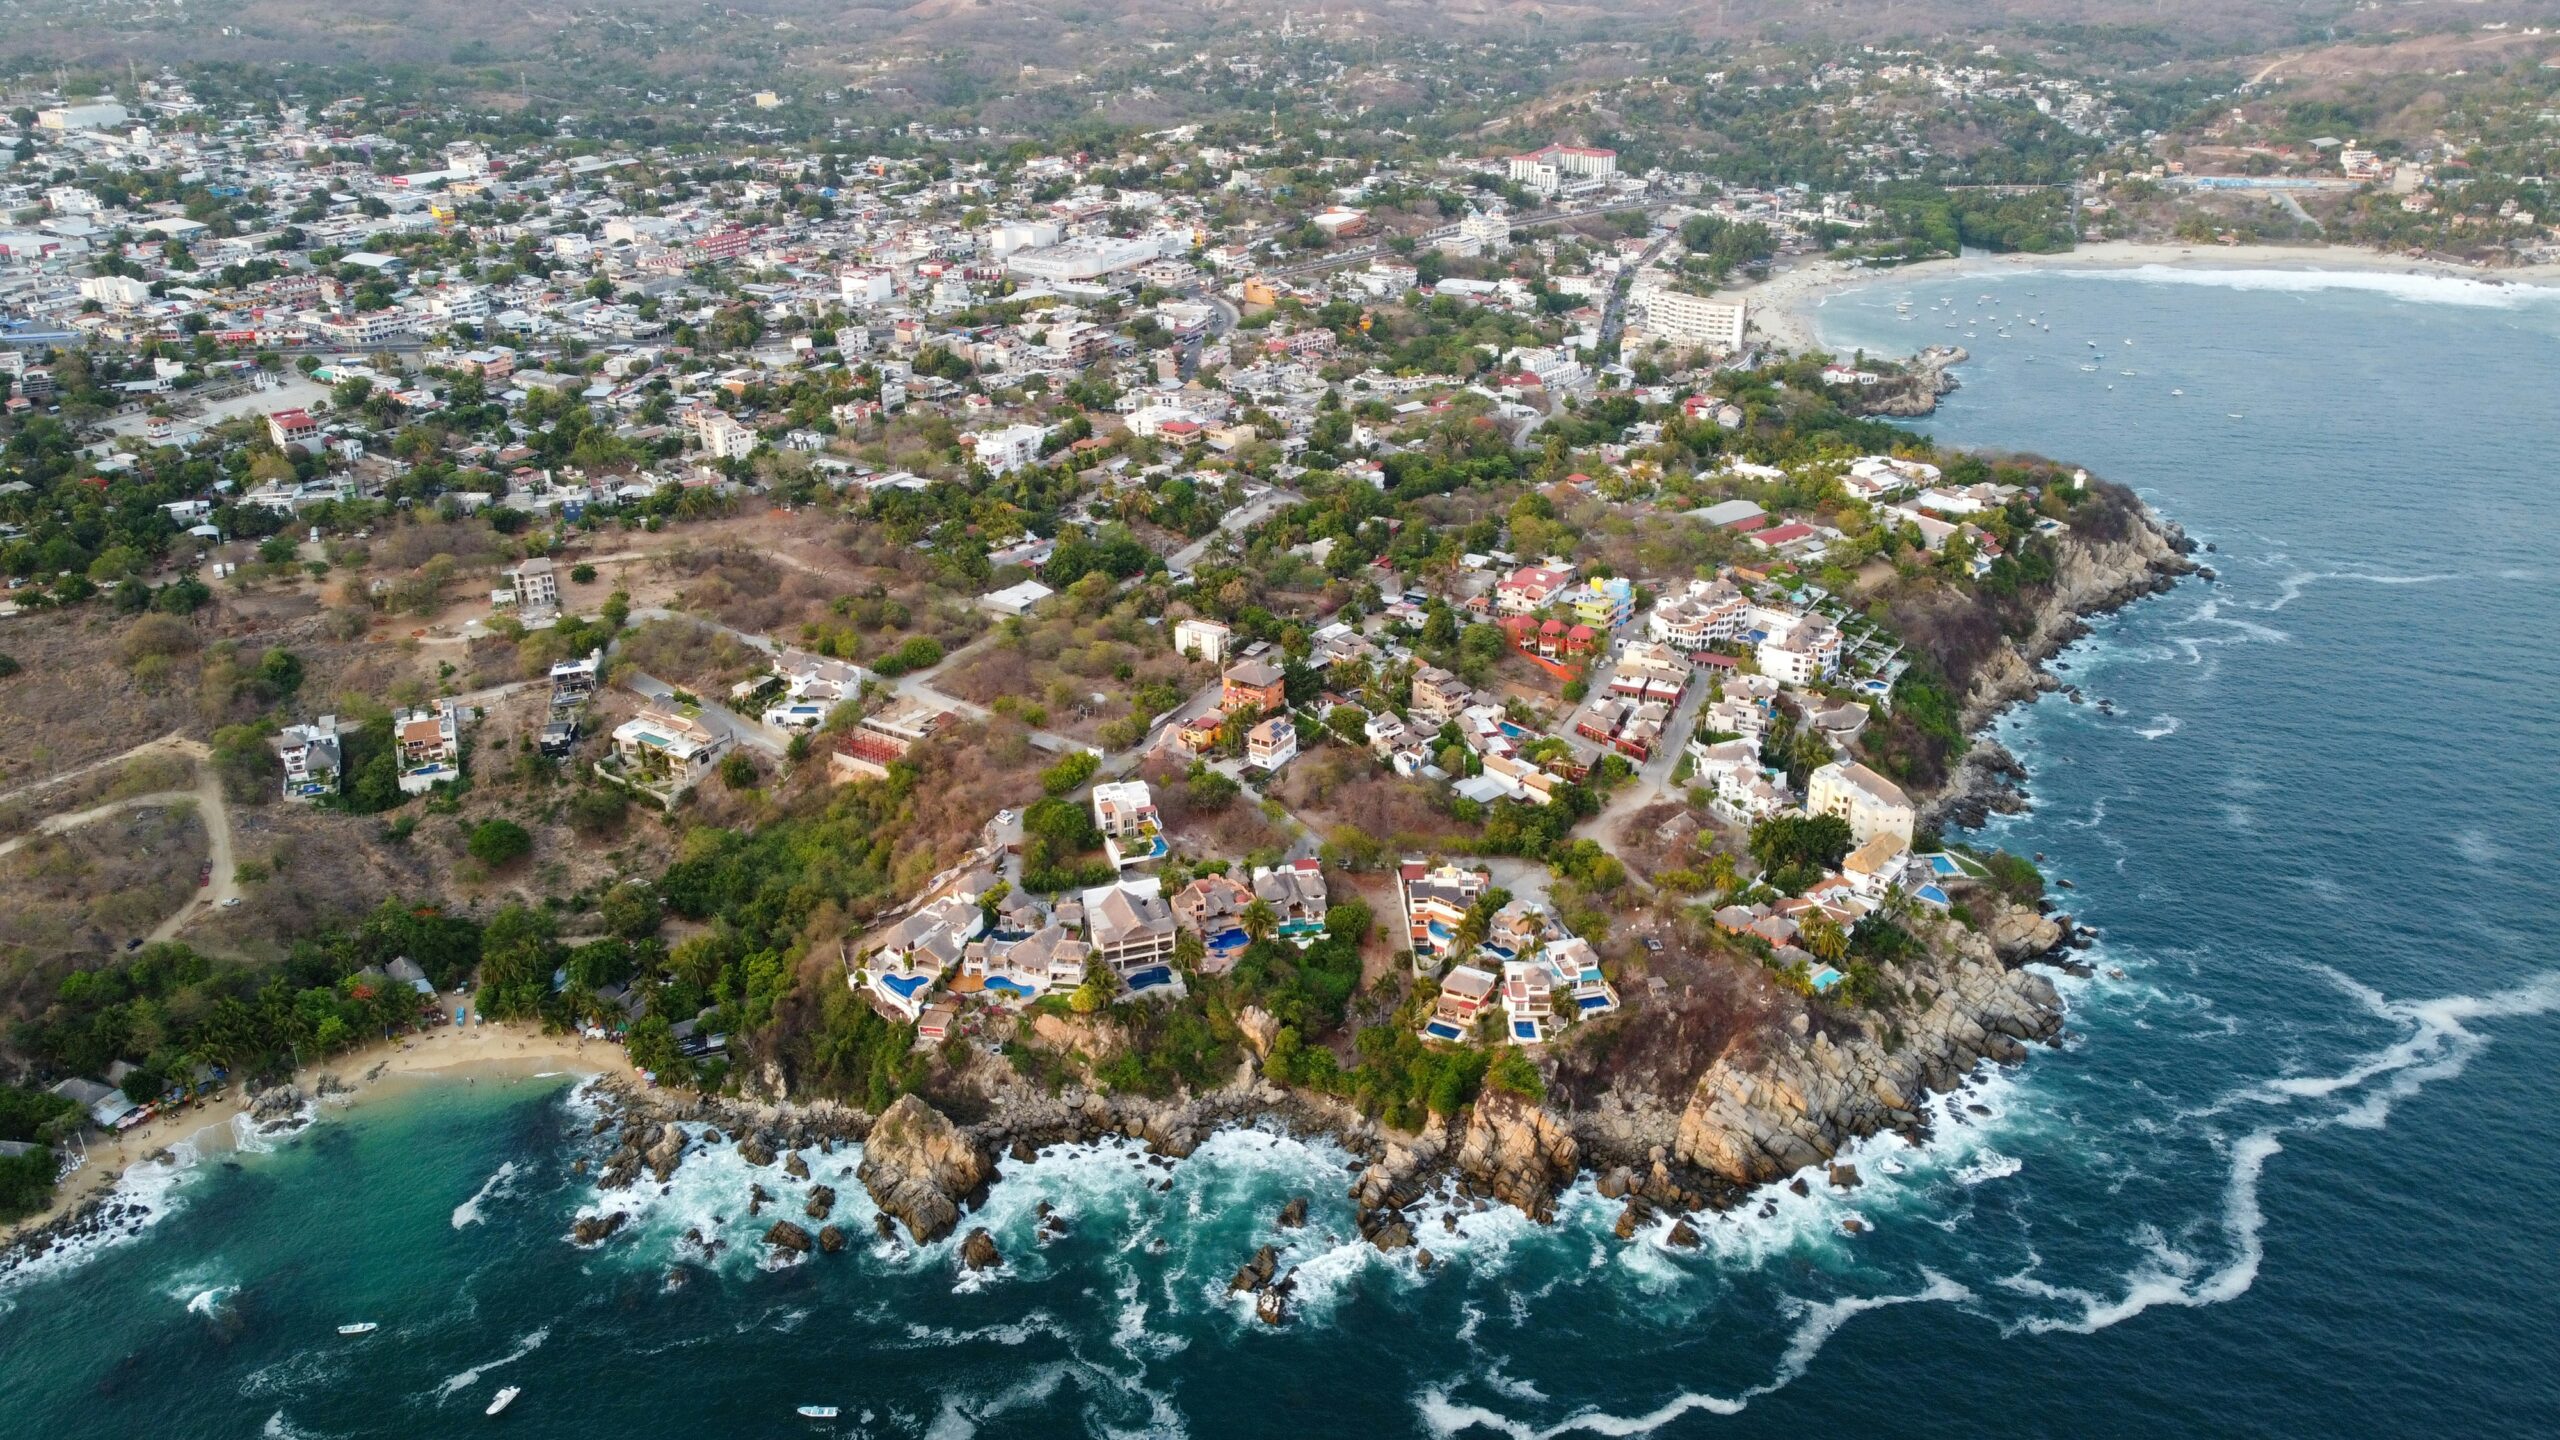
{"left": 1567, "top": 624, "right": 1596, "bottom": 642}
{"left": 1539, "top": 618, "right": 1565, "bottom": 635}
{"left": 1727, "top": 513, "right": 1769, "bottom": 533}
{"left": 1753, "top": 523, "right": 1817, "bottom": 547}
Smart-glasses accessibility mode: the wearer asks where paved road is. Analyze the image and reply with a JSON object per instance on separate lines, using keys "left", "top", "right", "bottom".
{"left": 627, "top": 669, "right": 788, "bottom": 757}
{"left": 1165, "top": 487, "right": 1300, "bottom": 574}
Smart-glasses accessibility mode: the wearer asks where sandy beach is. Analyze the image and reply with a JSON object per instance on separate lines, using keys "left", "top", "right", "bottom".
{"left": 2, "top": 1019, "right": 640, "bottom": 1248}
{"left": 1737, "top": 239, "right": 2560, "bottom": 355}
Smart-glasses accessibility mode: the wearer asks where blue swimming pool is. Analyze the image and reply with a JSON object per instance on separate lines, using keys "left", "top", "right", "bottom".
{"left": 1422, "top": 1020, "right": 1465, "bottom": 1042}
{"left": 981, "top": 976, "right": 1036, "bottom": 998}
{"left": 1576, "top": 993, "right": 1614, "bottom": 1012}
{"left": 1511, "top": 1020, "right": 1540, "bottom": 1041}
{"left": 1809, "top": 966, "right": 1844, "bottom": 992}
{"left": 1124, "top": 966, "right": 1174, "bottom": 991}
{"left": 877, "top": 972, "right": 933, "bottom": 999}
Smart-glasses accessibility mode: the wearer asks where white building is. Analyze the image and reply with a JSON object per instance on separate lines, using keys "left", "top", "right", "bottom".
{"left": 1631, "top": 285, "right": 1748, "bottom": 352}
{"left": 278, "top": 717, "right": 344, "bottom": 802}
{"left": 1806, "top": 761, "right": 1916, "bottom": 846}
{"left": 79, "top": 275, "right": 151, "bottom": 308}
{"left": 1507, "top": 144, "right": 1618, "bottom": 197}
{"left": 1093, "top": 781, "right": 1168, "bottom": 869}
{"left": 1174, "top": 618, "right": 1232, "bottom": 665}
{"left": 38, "top": 102, "right": 130, "bottom": 132}
{"left": 965, "top": 423, "right": 1045, "bottom": 475}
{"left": 692, "top": 410, "right": 758, "bottom": 461}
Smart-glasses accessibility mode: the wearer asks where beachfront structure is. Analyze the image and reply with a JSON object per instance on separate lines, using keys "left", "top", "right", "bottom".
{"left": 1419, "top": 964, "right": 1500, "bottom": 1043}
{"left": 1500, "top": 936, "right": 1619, "bottom": 1044}
{"left": 1399, "top": 858, "right": 1491, "bottom": 974}
{"left": 962, "top": 918, "right": 1091, "bottom": 1005}
{"left": 1174, "top": 617, "right": 1233, "bottom": 665}
{"left": 1172, "top": 872, "right": 1256, "bottom": 973}
{"left": 394, "top": 700, "right": 466, "bottom": 795}
{"left": 855, "top": 894, "right": 986, "bottom": 1022}
{"left": 277, "top": 717, "right": 343, "bottom": 802}
{"left": 1807, "top": 760, "right": 1917, "bottom": 846}
{"left": 1628, "top": 285, "right": 1748, "bottom": 353}
{"left": 1756, "top": 613, "right": 1843, "bottom": 686}
{"left": 1842, "top": 831, "right": 1911, "bottom": 900}
{"left": 1093, "top": 780, "right": 1168, "bottom": 869}
{"left": 1084, "top": 878, "right": 1182, "bottom": 994}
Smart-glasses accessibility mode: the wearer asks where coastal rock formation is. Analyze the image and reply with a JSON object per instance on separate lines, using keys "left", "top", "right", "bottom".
{"left": 804, "top": 1185, "right": 836, "bottom": 1221}
{"left": 738, "top": 1133, "right": 776, "bottom": 1167}
{"left": 1453, "top": 1091, "right": 1580, "bottom": 1223}
{"left": 645, "top": 1124, "right": 688, "bottom": 1183}
{"left": 782, "top": 1150, "right": 810, "bottom": 1180}
{"left": 570, "top": 1211, "right": 628, "bottom": 1246}
{"left": 959, "top": 1227, "right": 1002, "bottom": 1271}
{"left": 1228, "top": 1245, "right": 1279, "bottom": 1294}
{"left": 248, "top": 1085, "right": 304, "bottom": 1124}
{"left": 1672, "top": 930, "right": 2064, "bottom": 1186}
{"left": 764, "top": 1221, "right": 813, "bottom": 1254}
{"left": 1276, "top": 1196, "right": 1308, "bottom": 1229}
{"left": 857, "top": 1095, "right": 991, "bottom": 1244}
{"left": 817, "top": 1224, "right": 848, "bottom": 1254}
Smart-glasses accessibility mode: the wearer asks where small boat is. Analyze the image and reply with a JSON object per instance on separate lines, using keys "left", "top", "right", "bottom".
{"left": 336, "top": 1322, "right": 379, "bottom": 1337}
{"left": 797, "top": 1406, "right": 841, "bottom": 1419}
{"left": 2079, "top": 364, "right": 2098, "bottom": 372}
{"left": 2171, "top": 388, "right": 2183, "bottom": 396}
{"left": 486, "top": 1387, "right": 520, "bottom": 1417}
{"left": 2227, "top": 413, "right": 2245, "bottom": 419}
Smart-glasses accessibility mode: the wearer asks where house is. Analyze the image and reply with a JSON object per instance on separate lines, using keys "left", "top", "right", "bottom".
{"left": 1084, "top": 878, "right": 1181, "bottom": 990}
{"left": 964, "top": 919, "right": 1091, "bottom": 1003}
{"left": 1172, "top": 871, "right": 1256, "bottom": 972}
{"left": 504, "top": 557, "right": 561, "bottom": 614}
{"left": 1497, "top": 564, "right": 1574, "bottom": 615}
{"left": 266, "top": 408, "right": 320, "bottom": 448}
{"left": 964, "top": 423, "right": 1046, "bottom": 475}
{"left": 394, "top": 700, "right": 465, "bottom": 795}
{"left": 1419, "top": 964, "right": 1500, "bottom": 1042}
{"left": 1842, "top": 831, "right": 1910, "bottom": 899}
{"left": 855, "top": 894, "right": 985, "bottom": 1021}
{"left": 756, "top": 652, "right": 867, "bottom": 731}
{"left": 1251, "top": 858, "right": 1329, "bottom": 945}
{"left": 1093, "top": 780, "right": 1168, "bottom": 868}
{"left": 1571, "top": 576, "right": 1636, "bottom": 631}
{"left": 1400, "top": 858, "right": 1491, "bottom": 973}
{"left": 1221, "top": 659, "right": 1286, "bottom": 717}
{"left": 610, "top": 707, "right": 732, "bottom": 800}
{"left": 1756, "top": 616, "right": 1841, "bottom": 686}
{"left": 830, "top": 697, "right": 949, "bottom": 784}
{"left": 1174, "top": 617, "right": 1232, "bottom": 665}
{"left": 1648, "top": 578, "right": 1751, "bottom": 651}
{"left": 979, "top": 579, "right": 1053, "bottom": 616}
{"left": 1409, "top": 666, "right": 1472, "bottom": 727}
{"left": 1807, "top": 760, "right": 1917, "bottom": 846}
{"left": 916, "top": 1004, "right": 960, "bottom": 1043}
{"left": 48, "top": 1076, "right": 140, "bottom": 1130}
{"left": 277, "top": 717, "right": 343, "bottom": 801}
{"left": 1246, "top": 714, "right": 1298, "bottom": 772}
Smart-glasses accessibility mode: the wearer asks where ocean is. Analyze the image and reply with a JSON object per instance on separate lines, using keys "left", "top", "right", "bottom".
{"left": 5, "top": 263, "right": 2559, "bottom": 1439}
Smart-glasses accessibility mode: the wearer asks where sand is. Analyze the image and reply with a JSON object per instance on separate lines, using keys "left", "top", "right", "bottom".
{"left": 2, "top": 1020, "right": 641, "bottom": 1247}
{"left": 1735, "top": 239, "right": 2560, "bottom": 356}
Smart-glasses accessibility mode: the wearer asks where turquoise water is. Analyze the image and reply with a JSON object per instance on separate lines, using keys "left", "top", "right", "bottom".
{"left": 6, "top": 266, "right": 2560, "bottom": 1437}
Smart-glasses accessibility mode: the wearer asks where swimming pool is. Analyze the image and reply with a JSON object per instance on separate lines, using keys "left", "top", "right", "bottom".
{"left": 1422, "top": 1020, "right": 1465, "bottom": 1042}
{"left": 876, "top": 972, "right": 933, "bottom": 999}
{"left": 1124, "top": 966, "right": 1174, "bottom": 991}
{"left": 981, "top": 976, "right": 1036, "bottom": 999}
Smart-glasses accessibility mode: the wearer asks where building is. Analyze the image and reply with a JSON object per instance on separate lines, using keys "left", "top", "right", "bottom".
{"left": 1571, "top": 576, "right": 1636, "bottom": 631}
{"left": 1497, "top": 564, "right": 1574, "bottom": 615}
{"left": 610, "top": 707, "right": 732, "bottom": 799}
{"left": 1409, "top": 666, "right": 1472, "bottom": 728}
{"left": 1084, "top": 878, "right": 1181, "bottom": 988}
{"left": 1755, "top": 616, "right": 1841, "bottom": 686}
{"left": 395, "top": 700, "right": 465, "bottom": 795}
{"left": 79, "top": 275, "right": 151, "bottom": 308}
{"left": 1399, "top": 858, "right": 1491, "bottom": 973}
{"left": 830, "top": 697, "right": 949, "bottom": 784}
{"left": 266, "top": 409, "right": 320, "bottom": 448}
{"left": 1648, "top": 578, "right": 1751, "bottom": 652}
{"left": 1093, "top": 780, "right": 1168, "bottom": 869}
{"left": 1842, "top": 832, "right": 1910, "bottom": 899}
{"left": 692, "top": 409, "right": 757, "bottom": 461}
{"left": 1172, "top": 872, "right": 1256, "bottom": 971}
{"left": 1419, "top": 964, "right": 1500, "bottom": 1042}
{"left": 965, "top": 423, "right": 1045, "bottom": 475}
{"left": 1251, "top": 859, "right": 1329, "bottom": 945}
{"left": 38, "top": 102, "right": 130, "bottom": 132}
{"left": 277, "top": 717, "right": 343, "bottom": 802}
{"left": 1173, "top": 617, "right": 1232, "bottom": 665}
{"left": 1631, "top": 286, "right": 1748, "bottom": 352}
{"left": 1807, "top": 761, "right": 1917, "bottom": 846}
{"left": 1221, "top": 660, "right": 1286, "bottom": 717}
{"left": 1507, "top": 144, "right": 1618, "bottom": 197}
{"left": 1245, "top": 714, "right": 1298, "bottom": 772}
{"left": 505, "top": 556, "right": 561, "bottom": 613}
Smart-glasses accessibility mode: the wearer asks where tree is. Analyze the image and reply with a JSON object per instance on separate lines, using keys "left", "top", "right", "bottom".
{"left": 1242, "top": 897, "right": 1277, "bottom": 945}
{"left": 1798, "top": 910, "right": 1849, "bottom": 965}
{"left": 719, "top": 751, "right": 758, "bottom": 790}
{"left": 1069, "top": 959, "right": 1113, "bottom": 1014}
{"left": 467, "top": 818, "right": 533, "bottom": 866}
{"left": 598, "top": 881, "right": 662, "bottom": 940}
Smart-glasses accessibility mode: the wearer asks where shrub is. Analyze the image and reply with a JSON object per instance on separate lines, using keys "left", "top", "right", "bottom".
{"left": 1040, "top": 750, "right": 1098, "bottom": 795}
{"left": 570, "top": 563, "right": 598, "bottom": 584}
{"left": 466, "top": 818, "right": 533, "bottom": 865}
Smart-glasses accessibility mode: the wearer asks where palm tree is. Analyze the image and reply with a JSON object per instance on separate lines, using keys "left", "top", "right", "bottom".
{"left": 1800, "top": 911, "right": 1849, "bottom": 966}
{"left": 1242, "top": 898, "right": 1277, "bottom": 945}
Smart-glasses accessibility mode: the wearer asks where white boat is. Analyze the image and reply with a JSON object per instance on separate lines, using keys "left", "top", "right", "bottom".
{"left": 486, "top": 1387, "right": 520, "bottom": 1417}
{"left": 2227, "top": 413, "right": 2245, "bottom": 419}
{"left": 797, "top": 1406, "right": 841, "bottom": 1419}
{"left": 336, "top": 1322, "right": 378, "bottom": 1336}
{"left": 2079, "top": 364, "right": 2098, "bottom": 372}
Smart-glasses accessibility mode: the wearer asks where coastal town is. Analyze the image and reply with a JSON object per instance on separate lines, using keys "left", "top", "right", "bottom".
{"left": 0, "top": 31, "right": 2287, "bottom": 1279}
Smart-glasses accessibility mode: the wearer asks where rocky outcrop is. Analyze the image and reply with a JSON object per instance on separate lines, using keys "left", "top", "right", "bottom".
{"left": 645, "top": 1124, "right": 688, "bottom": 1183}
{"left": 1985, "top": 906, "right": 2065, "bottom": 964}
{"left": 782, "top": 1150, "right": 809, "bottom": 1180}
{"left": 804, "top": 1185, "right": 836, "bottom": 1221}
{"left": 1673, "top": 934, "right": 2063, "bottom": 1186}
{"left": 1453, "top": 1091, "right": 1580, "bottom": 1223}
{"left": 738, "top": 1132, "right": 776, "bottom": 1167}
{"left": 959, "top": 1227, "right": 1002, "bottom": 1271}
{"left": 764, "top": 1220, "right": 813, "bottom": 1254}
{"left": 1228, "top": 1245, "right": 1279, "bottom": 1294}
{"left": 570, "top": 1210, "right": 628, "bottom": 1246}
{"left": 1276, "top": 1196, "right": 1308, "bottom": 1230}
{"left": 857, "top": 1095, "right": 991, "bottom": 1244}
{"left": 817, "top": 1224, "right": 848, "bottom": 1254}
{"left": 248, "top": 1085, "right": 305, "bottom": 1123}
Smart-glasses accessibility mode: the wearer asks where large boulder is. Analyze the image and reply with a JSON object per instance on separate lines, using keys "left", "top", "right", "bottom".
{"left": 645, "top": 1124, "right": 688, "bottom": 1183}
{"left": 738, "top": 1133, "right": 776, "bottom": 1167}
{"left": 816, "top": 1224, "right": 848, "bottom": 1254}
{"left": 959, "top": 1228, "right": 1002, "bottom": 1271}
{"left": 1453, "top": 1091, "right": 1580, "bottom": 1223}
{"left": 570, "top": 1211, "right": 628, "bottom": 1246}
{"left": 764, "top": 1221, "right": 813, "bottom": 1254}
{"left": 805, "top": 1185, "right": 837, "bottom": 1221}
{"left": 857, "top": 1095, "right": 992, "bottom": 1244}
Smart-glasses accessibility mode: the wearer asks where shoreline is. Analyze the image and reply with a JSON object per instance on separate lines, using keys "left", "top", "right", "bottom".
{"left": 1, "top": 1019, "right": 637, "bottom": 1254}
{"left": 1739, "top": 238, "right": 2560, "bottom": 355}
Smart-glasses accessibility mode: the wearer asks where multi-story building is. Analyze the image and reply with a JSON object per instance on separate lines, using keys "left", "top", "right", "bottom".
{"left": 1571, "top": 576, "right": 1636, "bottom": 631}
{"left": 692, "top": 409, "right": 757, "bottom": 461}
{"left": 1807, "top": 760, "right": 1917, "bottom": 846}
{"left": 1409, "top": 666, "right": 1472, "bottom": 728}
{"left": 1399, "top": 858, "right": 1491, "bottom": 973}
{"left": 1507, "top": 144, "right": 1617, "bottom": 197}
{"left": 1173, "top": 618, "right": 1232, "bottom": 665}
{"left": 830, "top": 697, "right": 949, "bottom": 784}
{"left": 1648, "top": 578, "right": 1752, "bottom": 652}
{"left": 394, "top": 700, "right": 465, "bottom": 795}
{"left": 1630, "top": 285, "right": 1748, "bottom": 353}
{"left": 965, "top": 423, "right": 1045, "bottom": 475}
{"left": 277, "top": 717, "right": 343, "bottom": 802}
{"left": 1093, "top": 780, "right": 1168, "bottom": 869}
{"left": 1084, "top": 879, "right": 1181, "bottom": 988}
{"left": 1220, "top": 660, "right": 1286, "bottom": 717}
